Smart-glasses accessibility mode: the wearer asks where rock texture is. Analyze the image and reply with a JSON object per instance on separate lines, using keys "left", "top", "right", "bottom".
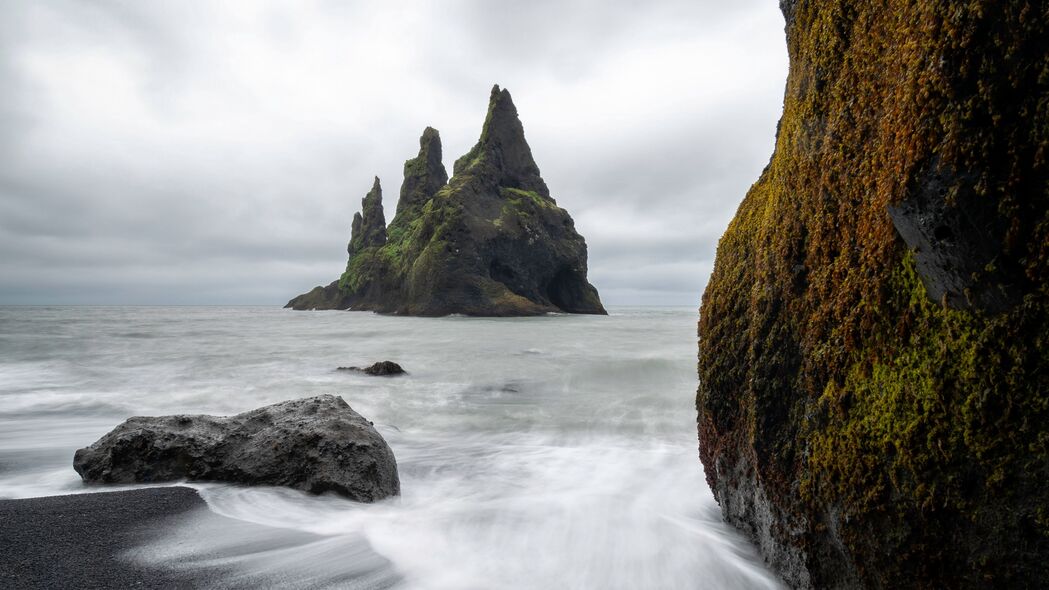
{"left": 349, "top": 177, "right": 388, "bottom": 257}
{"left": 697, "top": 2, "right": 1048, "bottom": 589}
{"left": 73, "top": 395, "right": 399, "bottom": 502}
{"left": 287, "top": 86, "right": 606, "bottom": 316}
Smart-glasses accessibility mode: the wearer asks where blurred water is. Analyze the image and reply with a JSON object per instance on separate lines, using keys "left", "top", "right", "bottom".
{"left": 0, "top": 306, "right": 782, "bottom": 589}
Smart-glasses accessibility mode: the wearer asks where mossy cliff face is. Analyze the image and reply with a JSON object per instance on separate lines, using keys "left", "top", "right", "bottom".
{"left": 287, "top": 86, "right": 606, "bottom": 316}
{"left": 697, "top": 1, "right": 1048, "bottom": 588}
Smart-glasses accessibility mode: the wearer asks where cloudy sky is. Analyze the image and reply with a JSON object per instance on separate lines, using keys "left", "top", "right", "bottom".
{"left": 0, "top": 0, "right": 787, "bottom": 306}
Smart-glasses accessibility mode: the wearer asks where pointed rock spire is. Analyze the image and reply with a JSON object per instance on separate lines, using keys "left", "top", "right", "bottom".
{"left": 453, "top": 85, "right": 549, "bottom": 198}
{"left": 349, "top": 177, "right": 387, "bottom": 256}
{"left": 289, "top": 84, "right": 605, "bottom": 316}
{"left": 347, "top": 212, "right": 363, "bottom": 256}
{"left": 396, "top": 127, "right": 448, "bottom": 216}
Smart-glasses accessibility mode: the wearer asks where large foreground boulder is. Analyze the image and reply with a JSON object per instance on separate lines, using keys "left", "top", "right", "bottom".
{"left": 697, "top": 1, "right": 1048, "bottom": 588}
{"left": 73, "top": 395, "right": 399, "bottom": 502}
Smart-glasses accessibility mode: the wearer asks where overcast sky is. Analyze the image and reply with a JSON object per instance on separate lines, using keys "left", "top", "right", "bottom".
{"left": 0, "top": 0, "right": 787, "bottom": 306}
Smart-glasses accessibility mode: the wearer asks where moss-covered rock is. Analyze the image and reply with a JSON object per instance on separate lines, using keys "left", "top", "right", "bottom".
{"left": 395, "top": 126, "right": 447, "bottom": 224}
{"left": 697, "top": 1, "right": 1048, "bottom": 588}
{"left": 287, "top": 86, "right": 605, "bottom": 316}
{"left": 348, "top": 177, "right": 387, "bottom": 257}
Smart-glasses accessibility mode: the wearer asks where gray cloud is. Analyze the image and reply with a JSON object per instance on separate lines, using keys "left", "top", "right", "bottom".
{"left": 0, "top": 0, "right": 786, "bottom": 306}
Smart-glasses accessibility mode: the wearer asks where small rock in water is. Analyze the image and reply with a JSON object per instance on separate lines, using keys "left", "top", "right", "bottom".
{"left": 337, "top": 361, "right": 406, "bottom": 376}
{"left": 72, "top": 394, "right": 399, "bottom": 502}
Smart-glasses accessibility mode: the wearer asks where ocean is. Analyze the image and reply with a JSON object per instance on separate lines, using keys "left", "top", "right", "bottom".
{"left": 0, "top": 305, "right": 782, "bottom": 589}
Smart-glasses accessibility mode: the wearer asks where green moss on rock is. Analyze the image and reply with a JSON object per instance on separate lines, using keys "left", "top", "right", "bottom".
{"left": 697, "top": 1, "right": 1049, "bottom": 588}
{"left": 287, "top": 86, "right": 605, "bottom": 317}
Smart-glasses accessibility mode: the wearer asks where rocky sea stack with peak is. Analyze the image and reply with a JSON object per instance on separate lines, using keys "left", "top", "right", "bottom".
{"left": 698, "top": 1, "right": 1048, "bottom": 588}
{"left": 287, "top": 86, "right": 605, "bottom": 316}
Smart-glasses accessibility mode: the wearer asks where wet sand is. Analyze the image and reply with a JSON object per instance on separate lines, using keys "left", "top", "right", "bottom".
{"left": 0, "top": 485, "right": 402, "bottom": 590}
{"left": 0, "top": 486, "right": 220, "bottom": 589}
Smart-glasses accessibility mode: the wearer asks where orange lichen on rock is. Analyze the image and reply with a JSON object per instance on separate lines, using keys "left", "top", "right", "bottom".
{"left": 697, "top": 1, "right": 1049, "bottom": 587}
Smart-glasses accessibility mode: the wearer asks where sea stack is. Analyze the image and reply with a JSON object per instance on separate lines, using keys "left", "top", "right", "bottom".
{"left": 287, "top": 86, "right": 606, "bottom": 316}
{"left": 697, "top": 1, "right": 1048, "bottom": 588}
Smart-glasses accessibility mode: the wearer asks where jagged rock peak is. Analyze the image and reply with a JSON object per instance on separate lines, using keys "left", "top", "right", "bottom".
{"left": 348, "top": 213, "right": 363, "bottom": 257}
{"left": 287, "top": 84, "right": 606, "bottom": 317}
{"left": 419, "top": 126, "right": 441, "bottom": 154}
{"left": 397, "top": 127, "right": 448, "bottom": 216}
{"left": 480, "top": 85, "right": 520, "bottom": 144}
{"left": 350, "top": 177, "right": 386, "bottom": 254}
{"left": 453, "top": 85, "right": 549, "bottom": 198}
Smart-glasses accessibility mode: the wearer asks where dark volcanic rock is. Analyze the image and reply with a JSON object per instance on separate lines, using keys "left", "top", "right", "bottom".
{"left": 287, "top": 180, "right": 388, "bottom": 311}
{"left": 73, "top": 395, "right": 399, "bottom": 502}
{"left": 397, "top": 126, "right": 448, "bottom": 217}
{"left": 286, "top": 86, "right": 606, "bottom": 316}
{"left": 346, "top": 177, "right": 387, "bottom": 260}
{"left": 285, "top": 280, "right": 347, "bottom": 311}
{"left": 697, "top": 2, "right": 1048, "bottom": 589}
{"left": 451, "top": 85, "right": 549, "bottom": 196}
{"left": 886, "top": 157, "right": 1021, "bottom": 312}
{"left": 337, "top": 361, "right": 406, "bottom": 376}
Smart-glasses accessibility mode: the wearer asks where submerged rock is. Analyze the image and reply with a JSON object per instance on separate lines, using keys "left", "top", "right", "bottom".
{"left": 286, "top": 86, "right": 606, "bottom": 316}
{"left": 337, "top": 361, "right": 406, "bottom": 376}
{"left": 697, "top": 2, "right": 1048, "bottom": 588}
{"left": 73, "top": 395, "right": 399, "bottom": 502}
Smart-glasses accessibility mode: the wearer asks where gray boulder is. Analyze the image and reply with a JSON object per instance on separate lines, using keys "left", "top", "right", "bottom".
{"left": 73, "top": 395, "right": 399, "bottom": 502}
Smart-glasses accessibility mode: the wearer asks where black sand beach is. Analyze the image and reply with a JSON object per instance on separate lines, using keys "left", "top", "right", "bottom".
{"left": 0, "top": 486, "right": 218, "bottom": 589}
{"left": 0, "top": 485, "right": 402, "bottom": 589}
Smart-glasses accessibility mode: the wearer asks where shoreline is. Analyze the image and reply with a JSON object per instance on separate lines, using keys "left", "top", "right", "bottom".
{"left": 0, "top": 486, "right": 220, "bottom": 589}
{"left": 0, "top": 485, "right": 403, "bottom": 589}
